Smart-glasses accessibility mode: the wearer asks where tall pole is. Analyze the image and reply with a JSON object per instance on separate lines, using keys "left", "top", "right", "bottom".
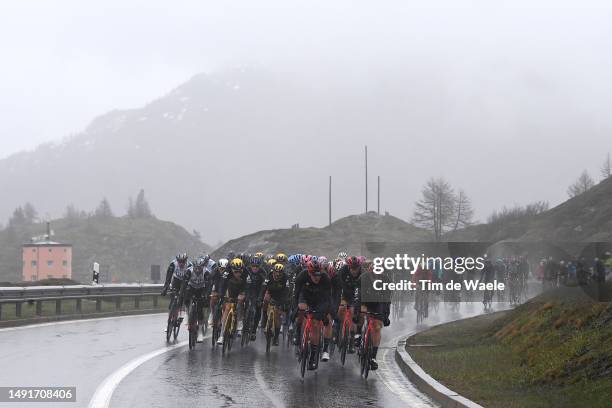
{"left": 365, "top": 145, "right": 368, "bottom": 213}
{"left": 329, "top": 176, "right": 332, "bottom": 226}
{"left": 377, "top": 176, "right": 380, "bottom": 215}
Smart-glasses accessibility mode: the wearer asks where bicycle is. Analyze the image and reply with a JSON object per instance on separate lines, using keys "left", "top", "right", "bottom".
{"left": 241, "top": 298, "right": 256, "bottom": 348}
{"left": 358, "top": 312, "right": 385, "bottom": 379}
{"left": 187, "top": 293, "right": 204, "bottom": 350}
{"left": 415, "top": 288, "right": 428, "bottom": 325}
{"left": 166, "top": 288, "right": 185, "bottom": 342}
{"left": 222, "top": 300, "right": 238, "bottom": 354}
{"left": 338, "top": 305, "right": 352, "bottom": 366}
{"left": 211, "top": 299, "right": 223, "bottom": 349}
{"left": 297, "top": 309, "right": 322, "bottom": 378}
{"left": 264, "top": 300, "right": 281, "bottom": 352}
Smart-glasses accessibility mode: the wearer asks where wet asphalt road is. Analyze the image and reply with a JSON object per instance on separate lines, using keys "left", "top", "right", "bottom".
{"left": 0, "top": 303, "right": 504, "bottom": 408}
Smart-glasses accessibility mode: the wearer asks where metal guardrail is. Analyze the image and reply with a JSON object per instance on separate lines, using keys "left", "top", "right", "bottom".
{"left": 0, "top": 284, "right": 164, "bottom": 320}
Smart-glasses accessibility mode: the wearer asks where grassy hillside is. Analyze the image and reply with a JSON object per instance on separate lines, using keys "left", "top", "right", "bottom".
{"left": 0, "top": 217, "right": 211, "bottom": 283}
{"left": 408, "top": 284, "right": 612, "bottom": 407}
{"left": 212, "top": 212, "right": 431, "bottom": 258}
{"left": 450, "top": 177, "right": 612, "bottom": 242}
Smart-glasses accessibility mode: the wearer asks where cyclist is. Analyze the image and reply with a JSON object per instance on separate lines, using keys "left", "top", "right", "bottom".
{"left": 216, "top": 258, "right": 247, "bottom": 345}
{"left": 293, "top": 259, "right": 332, "bottom": 370}
{"left": 353, "top": 260, "right": 391, "bottom": 371}
{"left": 207, "top": 258, "right": 228, "bottom": 326}
{"left": 184, "top": 256, "right": 212, "bottom": 341}
{"left": 480, "top": 255, "right": 495, "bottom": 309}
{"left": 246, "top": 255, "right": 267, "bottom": 341}
{"left": 321, "top": 260, "right": 342, "bottom": 361}
{"left": 338, "top": 256, "right": 363, "bottom": 353}
{"left": 161, "top": 253, "right": 192, "bottom": 297}
{"left": 259, "top": 263, "right": 291, "bottom": 346}
{"left": 412, "top": 261, "right": 433, "bottom": 320}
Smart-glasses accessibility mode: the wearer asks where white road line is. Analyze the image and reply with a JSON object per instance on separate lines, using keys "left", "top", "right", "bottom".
{"left": 0, "top": 313, "right": 166, "bottom": 333}
{"left": 375, "top": 333, "right": 438, "bottom": 407}
{"left": 253, "top": 357, "right": 285, "bottom": 408}
{"left": 87, "top": 340, "right": 189, "bottom": 408}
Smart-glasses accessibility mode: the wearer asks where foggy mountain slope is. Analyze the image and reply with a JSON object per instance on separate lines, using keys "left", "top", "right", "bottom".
{"left": 211, "top": 212, "right": 431, "bottom": 258}
{"left": 0, "top": 217, "right": 210, "bottom": 283}
{"left": 450, "top": 177, "right": 612, "bottom": 242}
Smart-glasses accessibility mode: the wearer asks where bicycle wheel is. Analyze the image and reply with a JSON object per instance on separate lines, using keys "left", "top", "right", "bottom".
{"left": 363, "top": 333, "right": 372, "bottom": 379}
{"left": 166, "top": 297, "right": 175, "bottom": 342}
{"left": 340, "top": 322, "right": 349, "bottom": 366}
{"left": 300, "top": 337, "right": 309, "bottom": 378}
{"left": 188, "top": 306, "right": 197, "bottom": 350}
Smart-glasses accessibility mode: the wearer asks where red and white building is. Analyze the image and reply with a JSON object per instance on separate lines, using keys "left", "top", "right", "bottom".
{"left": 22, "top": 241, "right": 73, "bottom": 282}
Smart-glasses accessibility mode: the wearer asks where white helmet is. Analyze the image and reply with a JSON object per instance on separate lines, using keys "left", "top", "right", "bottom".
{"left": 218, "top": 258, "right": 229, "bottom": 269}
{"left": 338, "top": 251, "right": 348, "bottom": 259}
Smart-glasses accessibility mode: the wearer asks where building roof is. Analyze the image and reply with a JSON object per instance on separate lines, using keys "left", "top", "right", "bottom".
{"left": 23, "top": 241, "right": 72, "bottom": 248}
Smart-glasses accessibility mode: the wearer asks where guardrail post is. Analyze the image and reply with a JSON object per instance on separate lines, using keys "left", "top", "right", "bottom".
{"left": 56, "top": 299, "right": 62, "bottom": 315}
{"left": 0, "top": 303, "right": 3, "bottom": 320}
{"left": 153, "top": 295, "right": 158, "bottom": 308}
{"left": 134, "top": 296, "right": 140, "bottom": 309}
{"left": 36, "top": 301, "right": 42, "bottom": 316}
{"left": 16, "top": 302, "right": 22, "bottom": 318}
{"left": 115, "top": 297, "right": 121, "bottom": 310}
{"left": 76, "top": 299, "right": 82, "bottom": 313}
{"left": 96, "top": 298, "right": 102, "bottom": 312}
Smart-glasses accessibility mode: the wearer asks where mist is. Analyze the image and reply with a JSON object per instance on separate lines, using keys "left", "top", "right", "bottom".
{"left": 1, "top": 0, "right": 612, "bottom": 244}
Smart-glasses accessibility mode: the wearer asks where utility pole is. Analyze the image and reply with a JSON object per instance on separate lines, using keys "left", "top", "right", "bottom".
{"left": 365, "top": 145, "right": 368, "bottom": 213}
{"left": 329, "top": 176, "right": 332, "bottom": 226}
{"left": 377, "top": 176, "right": 380, "bottom": 215}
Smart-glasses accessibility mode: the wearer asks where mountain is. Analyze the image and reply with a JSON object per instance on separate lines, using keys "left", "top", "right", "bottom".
{"left": 450, "top": 177, "right": 612, "bottom": 242}
{"left": 212, "top": 212, "right": 431, "bottom": 258}
{"left": 0, "top": 216, "right": 211, "bottom": 283}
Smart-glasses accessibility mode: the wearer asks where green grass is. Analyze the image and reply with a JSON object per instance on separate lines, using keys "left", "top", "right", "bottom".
{"left": 408, "top": 284, "right": 612, "bottom": 408}
{"left": 0, "top": 297, "right": 169, "bottom": 321}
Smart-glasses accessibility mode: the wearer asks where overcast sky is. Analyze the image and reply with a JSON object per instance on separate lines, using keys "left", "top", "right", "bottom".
{"left": 1, "top": 0, "right": 612, "bottom": 239}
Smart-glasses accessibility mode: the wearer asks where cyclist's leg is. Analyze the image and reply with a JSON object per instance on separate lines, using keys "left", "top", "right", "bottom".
{"left": 208, "top": 290, "right": 218, "bottom": 324}
{"left": 236, "top": 292, "right": 246, "bottom": 330}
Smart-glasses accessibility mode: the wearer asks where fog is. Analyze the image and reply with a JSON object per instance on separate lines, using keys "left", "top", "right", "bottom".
{"left": 1, "top": 0, "right": 612, "bottom": 243}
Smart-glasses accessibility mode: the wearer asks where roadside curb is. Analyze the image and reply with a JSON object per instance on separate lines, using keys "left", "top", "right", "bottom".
{"left": 395, "top": 335, "right": 484, "bottom": 408}
{"left": 0, "top": 308, "right": 166, "bottom": 329}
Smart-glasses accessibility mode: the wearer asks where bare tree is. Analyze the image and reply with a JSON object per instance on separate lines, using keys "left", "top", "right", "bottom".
{"left": 412, "top": 178, "right": 456, "bottom": 241}
{"left": 488, "top": 201, "right": 549, "bottom": 224}
{"left": 567, "top": 170, "right": 595, "bottom": 198}
{"left": 451, "top": 189, "right": 474, "bottom": 232}
{"left": 601, "top": 152, "right": 611, "bottom": 180}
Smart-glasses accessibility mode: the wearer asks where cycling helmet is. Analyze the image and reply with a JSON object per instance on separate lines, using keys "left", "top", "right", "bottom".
{"left": 288, "top": 254, "right": 301, "bottom": 265}
{"left": 176, "top": 253, "right": 188, "bottom": 264}
{"left": 310, "top": 255, "right": 319, "bottom": 263}
{"left": 346, "top": 256, "right": 361, "bottom": 268}
{"left": 334, "top": 259, "right": 345, "bottom": 271}
{"left": 318, "top": 256, "right": 328, "bottom": 264}
{"left": 307, "top": 260, "right": 322, "bottom": 276}
{"left": 275, "top": 253, "right": 288, "bottom": 264}
{"left": 357, "top": 256, "right": 366, "bottom": 263}
{"left": 255, "top": 252, "right": 264, "bottom": 258}
{"left": 301, "top": 255, "right": 311, "bottom": 265}
{"left": 266, "top": 258, "right": 277, "bottom": 266}
{"left": 218, "top": 258, "right": 229, "bottom": 269}
{"left": 200, "top": 254, "right": 211, "bottom": 264}
{"left": 250, "top": 255, "right": 262, "bottom": 266}
{"left": 338, "top": 251, "right": 348, "bottom": 260}
{"left": 273, "top": 263, "right": 285, "bottom": 273}
{"left": 195, "top": 257, "right": 207, "bottom": 268}
{"left": 230, "top": 258, "right": 244, "bottom": 271}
